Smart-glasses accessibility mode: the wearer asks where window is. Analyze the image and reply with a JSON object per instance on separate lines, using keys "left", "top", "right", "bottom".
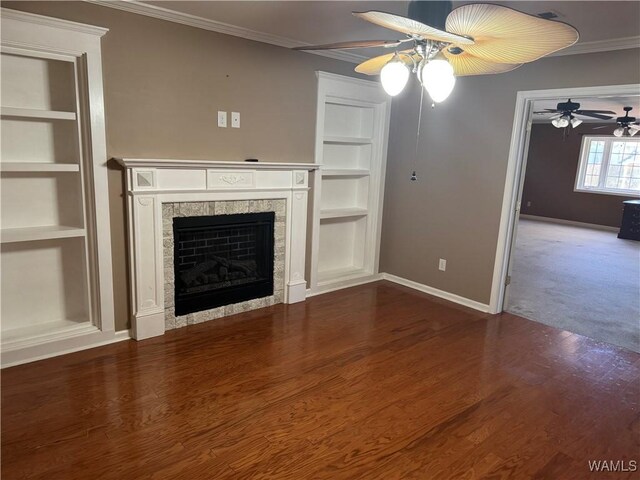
{"left": 575, "top": 136, "right": 640, "bottom": 196}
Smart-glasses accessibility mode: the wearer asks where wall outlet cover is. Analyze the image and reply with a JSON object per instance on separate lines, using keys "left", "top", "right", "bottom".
{"left": 438, "top": 259, "right": 447, "bottom": 271}
{"left": 231, "top": 111, "right": 240, "bottom": 128}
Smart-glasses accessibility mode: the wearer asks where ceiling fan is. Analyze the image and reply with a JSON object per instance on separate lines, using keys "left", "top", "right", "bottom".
{"left": 534, "top": 99, "right": 616, "bottom": 129}
{"left": 293, "top": 1, "right": 579, "bottom": 102}
{"left": 593, "top": 107, "right": 640, "bottom": 137}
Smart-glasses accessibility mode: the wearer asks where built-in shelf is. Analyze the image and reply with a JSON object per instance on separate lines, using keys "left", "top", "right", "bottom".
{"left": 1, "top": 106, "right": 76, "bottom": 121}
{"left": 318, "top": 265, "right": 366, "bottom": 283}
{"left": 320, "top": 207, "right": 369, "bottom": 220}
{"left": 1, "top": 162, "right": 80, "bottom": 173}
{"left": 1, "top": 225, "right": 86, "bottom": 244}
{"left": 0, "top": 8, "right": 116, "bottom": 368}
{"left": 321, "top": 169, "right": 370, "bottom": 178}
{"left": 310, "top": 73, "right": 390, "bottom": 295}
{"left": 323, "top": 135, "right": 372, "bottom": 145}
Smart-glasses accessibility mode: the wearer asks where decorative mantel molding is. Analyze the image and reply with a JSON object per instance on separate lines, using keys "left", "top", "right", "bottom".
{"left": 118, "top": 158, "right": 315, "bottom": 340}
{"left": 116, "top": 158, "right": 320, "bottom": 171}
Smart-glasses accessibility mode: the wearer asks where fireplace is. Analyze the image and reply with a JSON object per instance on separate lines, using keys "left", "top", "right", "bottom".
{"left": 118, "top": 158, "right": 312, "bottom": 339}
{"left": 173, "top": 212, "right": 275, "bottom": 316}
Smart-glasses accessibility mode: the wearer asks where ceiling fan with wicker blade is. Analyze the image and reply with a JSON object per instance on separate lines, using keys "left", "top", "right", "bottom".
{"left": 534, "top": 99, "right": 616, "bottom": 129}
{"left": 293, "top": 1, "right": 579, "bottom": 101}
{"left": 593, "top": 107, "right": 640, "bottom": 137}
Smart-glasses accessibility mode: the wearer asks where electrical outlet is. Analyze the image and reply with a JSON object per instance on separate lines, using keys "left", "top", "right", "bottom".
{"left": 231, "top": 111, "right": 240, "bottom": 128}
{"left": 217, "top": 111, "right": 227, "bottom": 128}
{"left": 439, "top": 259, "right": 447, "bottom": 271}
{"left": 526, "top": 201, "right": 532, "bottom": 207}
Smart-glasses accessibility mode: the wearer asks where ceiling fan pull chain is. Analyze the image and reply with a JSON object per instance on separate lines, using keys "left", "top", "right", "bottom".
{"left": 411, "top": 86, "right": 426, "bottom": 181}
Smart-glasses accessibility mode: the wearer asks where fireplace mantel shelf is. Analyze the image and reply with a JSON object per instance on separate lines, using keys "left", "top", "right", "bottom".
{"left": 116, "top": 158, "right": 320, "bottom": 171}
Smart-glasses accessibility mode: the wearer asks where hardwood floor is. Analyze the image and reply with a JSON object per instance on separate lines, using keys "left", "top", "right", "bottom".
{"left": 2, "top": 281, "right": 638, "bottom": 479}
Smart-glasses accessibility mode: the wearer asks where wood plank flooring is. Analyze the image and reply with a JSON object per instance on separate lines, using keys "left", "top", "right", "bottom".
{"left": 2, "top": 281, "right": 639, "bottom": 479}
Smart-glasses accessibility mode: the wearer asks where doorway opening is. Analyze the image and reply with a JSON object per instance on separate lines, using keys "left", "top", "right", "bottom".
{"left": 491, "top": 85, "right": 640, "bottom": 352}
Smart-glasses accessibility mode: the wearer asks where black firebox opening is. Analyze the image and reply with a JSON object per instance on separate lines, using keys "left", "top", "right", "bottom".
{"left": 173, "top": 212, "right": 275, "bottom": 316}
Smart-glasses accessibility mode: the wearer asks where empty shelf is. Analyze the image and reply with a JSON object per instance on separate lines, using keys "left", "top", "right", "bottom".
{"left": 1, "top": 107, "right": 76, "bottom": 121}
{"left": 1, "top": 225, "right": 86, "bottom": 243}
{"left": 323, "top": 135, "right": 372, "bottom": 145}
{"left": 1, "top": 162, "right": 80, "bottom": 173}
{"left": 2, "top": 319, "right": 96, "bottom": 345}
{"left": 318, "top": 265, "right": 366, "bottom": 283}
{"left": 320, "top": 207, "right": 369, "bottom": 220}
{"left": 322, "top": 169, "right": 370, "bottom": 177}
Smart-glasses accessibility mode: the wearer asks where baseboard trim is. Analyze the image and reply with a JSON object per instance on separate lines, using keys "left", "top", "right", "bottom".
{"left": 381, "top": 273, "right": 492, "bottom": 313}
{"left": 306, "top": 273, "right": 383, "bottom": 297}
{"left": 519, "top": 214, "right": 619, "bottom": 232}
{"left": 1, "top": 330, "right": 133, "bottom": 369}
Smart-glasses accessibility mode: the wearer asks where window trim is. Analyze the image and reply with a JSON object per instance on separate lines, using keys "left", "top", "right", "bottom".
{"left": 574, "top": 135, "right": 640, "bottom": 197}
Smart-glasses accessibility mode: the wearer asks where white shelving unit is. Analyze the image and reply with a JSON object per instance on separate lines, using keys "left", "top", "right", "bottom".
{"left": 1, "top": 9, "right": 116, "bottom": 367}
{"left": 309, "top": 72, "right": 391, "bottom": 294}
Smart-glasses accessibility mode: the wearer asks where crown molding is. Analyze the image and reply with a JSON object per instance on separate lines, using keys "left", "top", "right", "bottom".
{"left": 1, "top": 7, "right": 108, "bottom": 36}
{"left": 551, "top": 36, "right": 640, "bottom": 57}
{"left": 87, "top": 0, "right": 366, "bottom": 64}
{"left": 86, "top": 1, "right": 638, "bottom": 63}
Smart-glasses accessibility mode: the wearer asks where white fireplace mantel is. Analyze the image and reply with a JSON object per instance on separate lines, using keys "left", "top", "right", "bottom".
{"left": 117, "top": 158, "right": 319, "bottom": 340}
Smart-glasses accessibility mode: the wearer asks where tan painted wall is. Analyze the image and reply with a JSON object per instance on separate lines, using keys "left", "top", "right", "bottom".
{"left": 520, "top": 123, "right": 637, "bottom": 227}
{"left": 4, "top": 1, "right": 359, "bottom": 330}
{"left": 5, "top": 2, "right": 640, "bottom": 320}
{"left": 379, "top": 49, "right": 640, "bottom": 305}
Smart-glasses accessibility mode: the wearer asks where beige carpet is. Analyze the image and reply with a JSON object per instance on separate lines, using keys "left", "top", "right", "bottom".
{"left": 506, "top": 218, "right": 640, "bottom": 352}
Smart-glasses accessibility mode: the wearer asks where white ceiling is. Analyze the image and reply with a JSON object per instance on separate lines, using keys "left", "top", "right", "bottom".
{"left": 532, "top": 96, "right": 640, "bottom": 123}
{"left": 144, "top": 1, "right": 640, "bottom": 49}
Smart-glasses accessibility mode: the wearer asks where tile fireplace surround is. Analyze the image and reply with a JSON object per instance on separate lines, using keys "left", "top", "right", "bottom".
{"left": 117, "top": 159, "right": 318, "bottom": 340}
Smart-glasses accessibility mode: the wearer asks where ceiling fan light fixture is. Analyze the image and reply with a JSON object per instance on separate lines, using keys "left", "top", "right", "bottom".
{"left": 613, "top": 126, "right": 626, "bottom": 137}
{"left": 421, "top": 57, "right": 456, "bottom": 103}
{"left": 552, "top": 117, "right": 569, "bottom": 128}
{"left": 570, "top": 117, "right": 583, "bottom": 128}
{"left": 380, "top": 54, "right": 409, "bottom": 96}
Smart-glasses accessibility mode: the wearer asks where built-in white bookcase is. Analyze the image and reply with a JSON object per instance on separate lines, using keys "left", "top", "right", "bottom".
{"left": 309, "top": 72, "right": 391, "bottom": 293}
{"left": 1, "top": 9, "right": 116, "bottom": 367}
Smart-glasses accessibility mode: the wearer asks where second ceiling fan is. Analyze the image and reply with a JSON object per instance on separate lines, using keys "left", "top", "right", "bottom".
{"left": 534, "top": 99, "right": 616, "bottom": 129}
{"left": 593, "top": 107, "right": 640, "bottom": 137}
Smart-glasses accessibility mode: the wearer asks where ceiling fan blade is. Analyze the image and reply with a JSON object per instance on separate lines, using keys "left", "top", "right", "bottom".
{"left": 592, "top": 125, "right": 611, "bottom": 130}
{"left": 445, "top": 4, "right": 579, "bottom": 64}
{"left": 575, "top": 112, "right": 614, "bottom": 120}
{"left": 353, "top": 11, "right": 474, "bottom": 45}
{"left": 442, "top": 49, "right": 521, "bottom": 76}
{"left": 293, "top": 39, "right": 405, "bottom": 51}
{"left": 548, "top": 113, "right": 563, "bottom": 120}
{"left": 575, "top": 109, "right": 617, "bottom": 115}
{"left": 354, "top": 49, "right": 419, "bottom": 76}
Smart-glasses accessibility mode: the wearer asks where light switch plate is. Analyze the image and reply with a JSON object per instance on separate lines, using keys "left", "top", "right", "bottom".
{"left": 231, "top": 111, "right": 240, "bottom": 128}
{"left": 218, "top": 111, "right": 227, "bottom": 128}
{"left": 438, "top": 259, "right": 447, "bottom": 271}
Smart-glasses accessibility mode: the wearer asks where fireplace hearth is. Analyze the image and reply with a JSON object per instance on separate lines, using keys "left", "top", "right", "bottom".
{"left": 173, "top": 212, "right": 275, "bottom": 316}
